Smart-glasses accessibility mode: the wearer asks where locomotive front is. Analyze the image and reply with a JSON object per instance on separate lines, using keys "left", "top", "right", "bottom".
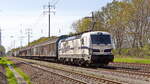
{"left": 58, "top": 31, "right": 114, "bottom": 66}
{"left": 81, "top": 31, "right": 114, "bottom": 65}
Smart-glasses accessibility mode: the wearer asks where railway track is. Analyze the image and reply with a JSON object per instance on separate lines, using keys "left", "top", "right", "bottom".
{"left": 9, "top": 57, "right": 150, "bottom": 84}
{"left": 27, "top": 61, "right": 150, "bottom": 84}
{"left": 108, "top": 62, "right": 150, "bottom": 78}
{"left": 115, "top": 69, "right": 150, "bottom": 78}
{"left": 13, "top": 59, "right": 122, "bottom": 84}
{"left": 31, "top": 65, "right": 86, "bottom": 84}
{"left": 109, "top": 62, "right": 150, "bottom": 72}
{"left": 98, "top": 67, "right": 150, "bottom": 81}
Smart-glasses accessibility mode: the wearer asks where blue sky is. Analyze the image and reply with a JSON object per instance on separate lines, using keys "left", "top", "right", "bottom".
{"left": 0, "top": 0, "right": 113, "bottom": 51}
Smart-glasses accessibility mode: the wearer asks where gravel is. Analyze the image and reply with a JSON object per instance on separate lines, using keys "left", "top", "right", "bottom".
{"left": 9, "top": 57, "right": 150, "bottom": 84}
{"left": 11, "top": 60, "right": 80, "bottom": 84}
{"left": 0, "top": 65, "right": 7, "bottom": 84}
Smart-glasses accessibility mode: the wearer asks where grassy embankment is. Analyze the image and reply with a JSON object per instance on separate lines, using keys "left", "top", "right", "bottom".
{"left": 113, "top": 45, "right": 150, "bottom": 64}
{"left": 0, "top": 57, "right": 32, "bottom": 84}
{"left": 114, "top": 57, "right": 150, "bottom": 64}
{"left": 14, "top": 68, "right": 32, "bottom": 84}
{"left": 0, "top": 57, "right": 18, "bottom": 84}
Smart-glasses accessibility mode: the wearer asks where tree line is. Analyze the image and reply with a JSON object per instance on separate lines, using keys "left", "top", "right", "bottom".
{"left": 72, "top": 0, "right": 150, "bottom": 56}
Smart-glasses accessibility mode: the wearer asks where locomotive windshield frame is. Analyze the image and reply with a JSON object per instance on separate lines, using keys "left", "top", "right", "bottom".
{"left": 90, "top": 34, "right": 111, "bottom": 45}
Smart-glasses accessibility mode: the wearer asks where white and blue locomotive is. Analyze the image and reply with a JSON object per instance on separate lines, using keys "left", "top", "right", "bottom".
{"left": 58, "top": 31, "right": 114, "bottom": 66}
{"left": 14, "top": 31, "right": 114, "bottom": 66}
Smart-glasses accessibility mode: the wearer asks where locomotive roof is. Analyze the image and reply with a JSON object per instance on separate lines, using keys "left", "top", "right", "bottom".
{"left": 60, "top": 35, "right": 81, "bottom": 42}
{"left": 60, "top": 31, "right": 110, "bottom": 42}
{"left": 83, "top": 31, "right": 110, "bottom": 35}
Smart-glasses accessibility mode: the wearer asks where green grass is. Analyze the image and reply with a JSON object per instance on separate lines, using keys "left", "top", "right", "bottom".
{"left": 6, "top": 57, "right": 32, "bottom": 84}
{"left": 14, "top": 68, "right": 32, "bottom": 84}
{"left": 114, "top": 58, "right": 150, "bottom": 64}
{"left": 0, "top": 57, "right": 32, "bottom": 84}
{"left": 5, "top": 66, "right": 18, "bottom": 84}
{"left": 0, "top": 57, "right": 18, "bottom": 84}
{"left": 113, "top": 45, "right": 150, "bottom": 59}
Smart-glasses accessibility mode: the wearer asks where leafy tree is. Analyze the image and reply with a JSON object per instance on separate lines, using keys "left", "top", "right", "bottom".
{"left": 127, "top": 0, "right": 150, "bottom": 48}
{"left": 72, "top": 17, "right": 92, "bottom": 33}
{"left": 97, "top": 0, "right": 134, "bottom": 53}
{"left": 71, "top": 0, "right": 150, "bottom": 56}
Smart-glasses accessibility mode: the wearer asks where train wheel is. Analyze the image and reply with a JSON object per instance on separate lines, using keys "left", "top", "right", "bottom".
{"left": 77, "top": 60, "right": 81, "bottom": 66}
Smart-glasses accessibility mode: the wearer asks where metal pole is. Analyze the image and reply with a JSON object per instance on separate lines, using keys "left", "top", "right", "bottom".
{"left": 48, "top": 2, "right": 51, "bottom": 37}
{"left": 43, "top": 1, "right": 55, "bottom": 37}
{"left": 28, "top": 29, "right": 30, "bottom": 46}
{"left": 91, "top": 12, "right": 96, "bottom": 31}
{"left": 20, "top": 29, "right": 23, "bottom": 47}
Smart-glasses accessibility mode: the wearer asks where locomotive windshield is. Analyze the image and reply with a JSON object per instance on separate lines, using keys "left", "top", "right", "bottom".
{"left": 91, "top": 34, "right": 111, "bottom": 44}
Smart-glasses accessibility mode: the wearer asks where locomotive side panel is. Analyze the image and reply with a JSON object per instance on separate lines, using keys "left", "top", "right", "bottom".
{"left": 58, "top": 37, "right": 82, "bottom": 59}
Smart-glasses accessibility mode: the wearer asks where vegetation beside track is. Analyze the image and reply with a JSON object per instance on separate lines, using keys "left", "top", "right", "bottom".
{"left": 0, "top": 57, "right": 18, "bottom": 84}
{"left": 8, "top": 57, "right": 32, "bottom": 84}
{"left": 0, "top": 57, "right": 32, "bottom": 84}
{"left": 113, "top": 45, "right": 150, "bottom": 64}
{"left": 14, "top": 67, "right": 32, "bottom": 84}
{"left": 113, "top": 45, "right": 150, "bottom": 58}
{"left": 114, "top": 58, "right": 150, "bottom": 64}
{"left": 5, "top": 66, "right": 18, "bottom": 84}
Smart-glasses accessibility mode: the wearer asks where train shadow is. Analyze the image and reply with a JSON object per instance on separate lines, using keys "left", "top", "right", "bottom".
{"left": 100, "top": 65, "right": 117, "bottom": 69}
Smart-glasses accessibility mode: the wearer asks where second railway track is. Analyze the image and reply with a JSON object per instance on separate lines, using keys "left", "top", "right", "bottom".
{"left": 108, "top": 62, "right": 150, "bottom": 79}
{"left": 20, "top": 60, "right": 122, "bottom": 84}
{"left": 109, "top": 62, "right": 150, "bottom": 72}
{"left": 10, "top": 57, "right": 122, "bottom": 84}
{"left": 9, "top": 57, "right": 150, "bottom": 84}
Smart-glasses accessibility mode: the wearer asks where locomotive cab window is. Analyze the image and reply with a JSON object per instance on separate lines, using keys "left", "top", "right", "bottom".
{"left": 91, "top": 34, "right": 111, "bottom": 44}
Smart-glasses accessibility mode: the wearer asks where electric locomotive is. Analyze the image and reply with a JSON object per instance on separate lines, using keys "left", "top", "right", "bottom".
{"left": 58, "top": 31, "right": 114, "bottom": 66}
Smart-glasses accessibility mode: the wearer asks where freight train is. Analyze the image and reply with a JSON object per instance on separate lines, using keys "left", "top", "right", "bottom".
{"left": 13, "top": 31, "right": 114, "bottom": 66}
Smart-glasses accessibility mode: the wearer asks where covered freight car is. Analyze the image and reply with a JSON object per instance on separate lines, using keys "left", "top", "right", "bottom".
{"left": 18, "top": 35, "right": 67, "bottom": 60}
